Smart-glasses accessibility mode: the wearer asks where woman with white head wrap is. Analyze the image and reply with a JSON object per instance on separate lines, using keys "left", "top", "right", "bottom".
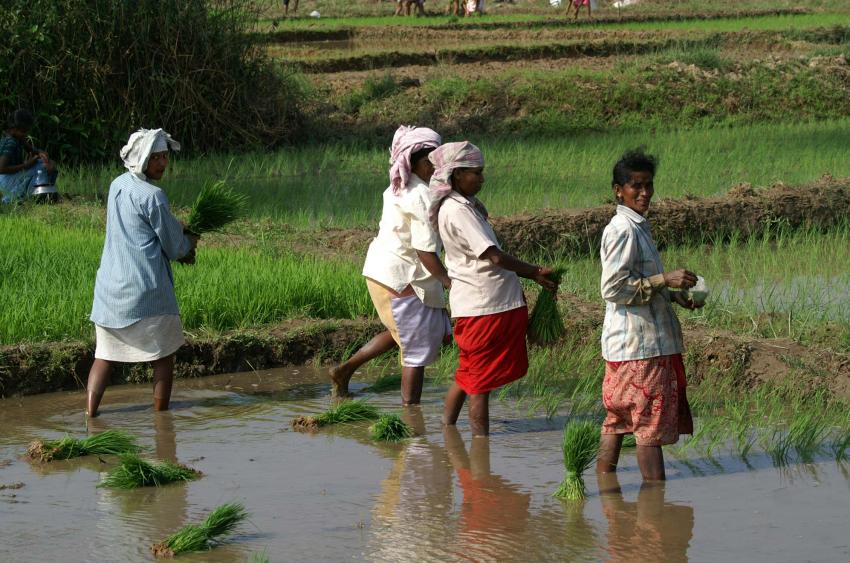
{"left": 433, "top": 141, "right": 558, "bottom": 436}
{"left": 331, "top": 125, "right": 451, "bottom": 405}
{"left": 85, "top": 128, "right": 198, "bottom": 417}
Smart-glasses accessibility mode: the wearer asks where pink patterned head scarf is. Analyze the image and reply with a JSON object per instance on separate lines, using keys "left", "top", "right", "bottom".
{"left": 427, "top": 141, "right": 485, "bottom": 225}
{"left": 389, "top": 125, "right": 442, "bottom": 194}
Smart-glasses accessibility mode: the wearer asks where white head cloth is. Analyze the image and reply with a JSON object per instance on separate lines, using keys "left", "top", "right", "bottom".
{"left": 119, "top": 128, "right": 181, "bottom": 178}
{"left": 427, "top": 141, "right": 485, "bottom": 226}
{"left": 388, "top": 125, "right": 441, "bottom": 194}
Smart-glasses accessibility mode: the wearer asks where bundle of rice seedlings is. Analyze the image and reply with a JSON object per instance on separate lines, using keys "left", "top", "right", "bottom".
{"left": 185, "top": 180, "right": 248, "bottom": 235}
{"left": 26, "top": 430, "right": 140, "bottom": 462}
{"left": 291, "top": 400, "right": 380, "bottom": 431}
{"left": 151, "top": 502, "right": 248, "bottom": 558}
{"left": 99, "top": 454, "right": 201, "bottom": 489}
{"left": 527, "top": 268, "right": 566, "bottom": 345}
{"left": 370, "top": 414, "right": 413, "bottom": 443}
{"left": 553, "top": 420, "right": 600, "bottom": 501}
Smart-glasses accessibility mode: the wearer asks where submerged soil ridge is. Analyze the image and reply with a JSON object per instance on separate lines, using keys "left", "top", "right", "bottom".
{"left": 0, "top": 320, "right": 382, "bottom": 398}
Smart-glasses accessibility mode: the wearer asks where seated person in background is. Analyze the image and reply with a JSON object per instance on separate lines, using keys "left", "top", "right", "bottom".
{"left": 0, "top": 109, "right": 58, "bottom": 204}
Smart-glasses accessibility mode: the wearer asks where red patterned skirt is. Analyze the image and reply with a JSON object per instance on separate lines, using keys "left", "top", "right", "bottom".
{"left": 454, "top": 306, "right": 529, "bottom": 395}
{"left": 602, "top": 353, "right": 693, "bottom": 447}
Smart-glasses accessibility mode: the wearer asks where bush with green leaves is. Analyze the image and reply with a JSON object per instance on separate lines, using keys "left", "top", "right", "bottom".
{"left": 0, "top": 0, "right": 303, "bottom": 163}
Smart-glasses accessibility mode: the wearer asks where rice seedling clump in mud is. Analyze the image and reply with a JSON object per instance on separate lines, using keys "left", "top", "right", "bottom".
{"left": 553, "top": 420, "right": 600, "bottom": 501}
{"left": 99, "top": 454, "right": 202, "bottom": 489}
{"left": 370, "top": 414, "right": 414, "bottom": 443}
{"left": 26, "top": 430, "right": 140, "bottom": 462}
{"left": 151, "top": 502, "right": 248, "bottom": 557}
{"left": 291, "top": 400, "right": 381, "bottom": 431}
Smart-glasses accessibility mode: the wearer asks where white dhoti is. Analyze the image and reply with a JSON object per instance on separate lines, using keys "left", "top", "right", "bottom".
{"left": 94, "top": 314, "right": 185, "bottom": 362}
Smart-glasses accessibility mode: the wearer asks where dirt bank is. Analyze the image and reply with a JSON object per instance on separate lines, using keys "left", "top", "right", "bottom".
{"left": 495, "top": 176, "right": 850, "bottom": 256}
{"left": 303, "top": 177, "right": 850, "bottom": 259}
{"left": 0, "top": 319, "right": 382, "bottom": 398}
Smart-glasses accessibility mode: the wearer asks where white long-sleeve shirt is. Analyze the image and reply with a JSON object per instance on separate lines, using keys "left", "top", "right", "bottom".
{"left": 600, "top": 205, "right": 683, "bottom": 361}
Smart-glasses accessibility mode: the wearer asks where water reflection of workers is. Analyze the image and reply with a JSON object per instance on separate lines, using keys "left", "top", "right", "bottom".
{"left": 444, "top": 427, "right": 531, "bottom": 560}
{"left": 370, "top": 408, "right": 455, "bottom": 560}
{"left": 597, "top": 473, "right": 694, "bottom": 563}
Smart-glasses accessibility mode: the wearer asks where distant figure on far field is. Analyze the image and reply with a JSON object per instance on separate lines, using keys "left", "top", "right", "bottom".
{"left": 571, "top": 0, "right": 592, "bottom": 20}
{"left": 284, "top": 0, "right": 298, "bottom": 16}
{"left": 396, "top": 0, "right": 426, "bottom": 16}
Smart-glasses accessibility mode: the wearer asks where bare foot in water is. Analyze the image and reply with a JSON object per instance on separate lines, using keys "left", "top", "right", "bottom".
{"left": 330, "top": 364, "right": 354, "bottom": 397}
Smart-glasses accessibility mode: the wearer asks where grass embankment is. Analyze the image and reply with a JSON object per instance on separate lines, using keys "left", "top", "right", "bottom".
{"left": 0, "top": 214, "right": 371, "bottom": 344}
{"left": 54, "top": 120, "right": 850, "bottom": 227}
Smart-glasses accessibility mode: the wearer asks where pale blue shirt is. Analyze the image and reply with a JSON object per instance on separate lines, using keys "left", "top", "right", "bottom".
{"left": 90, "top": 172, "right": 192, "bottom": 328}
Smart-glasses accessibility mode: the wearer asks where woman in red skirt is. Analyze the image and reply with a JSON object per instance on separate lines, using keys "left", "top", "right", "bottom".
{"left": 432, "top": 142, "right": 557, "bottom": 436}
{"left": 597, "top": 149, "right": 703, "bottom": 480}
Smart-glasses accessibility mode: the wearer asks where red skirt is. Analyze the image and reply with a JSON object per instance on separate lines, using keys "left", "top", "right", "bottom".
{"left": 602, "top": 353, "right": 694, "bottom": 447}
{"left": 454, "top": 306, "right": 529, "bottom": 395}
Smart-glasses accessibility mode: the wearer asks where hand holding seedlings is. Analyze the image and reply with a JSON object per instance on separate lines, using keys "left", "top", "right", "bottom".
{"left": 533, "top": 266, "right": 559, "bottom": 291}
{"left": 663, "top": 269, "right": 698, "bottom": 289}
{"left": 528, "top": 268, "right": 566, "bottom": 345}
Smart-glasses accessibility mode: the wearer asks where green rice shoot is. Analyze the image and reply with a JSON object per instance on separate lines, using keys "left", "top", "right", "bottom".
{"left": 367, "top": 373, "right": 402, "bottom": 393}
{"left": 370, "top": 414, "right": 414, "bottom": 443}
{"left": 186, "top": 180, "right": 248, "bottom": 234}
{"left": 26, "top": 430, "right": 140, "bottom": 462}
{"left": 250, "top": 550, "right": 271, "bottom": 563}
{"left": 527, "top": 268, "right": 566, "bottom": 345}
{"left": 553, "top": 420, "right": 600, "bottom": 501}
{"left": 292, "top": 399, "right": 381, "bottom": 431}
{"left": 621, "top": 434, "right": 637, "bottom": 448}
{"left": 99, "top": 454, "right": 201, "bottom": 489}
{"left": 151, "top": 502, "right": 248, "bottom": 557}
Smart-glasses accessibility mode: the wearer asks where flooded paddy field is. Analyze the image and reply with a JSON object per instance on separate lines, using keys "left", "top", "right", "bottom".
{"left": 2, "top": 367, "right": 849, "bottom": 561}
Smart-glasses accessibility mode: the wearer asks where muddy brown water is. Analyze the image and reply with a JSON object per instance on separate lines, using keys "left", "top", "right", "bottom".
{"left": 1, "top": 367, "right": 849, "bottom": 561}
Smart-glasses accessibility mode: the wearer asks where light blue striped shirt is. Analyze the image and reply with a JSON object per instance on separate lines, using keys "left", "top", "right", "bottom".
{"left": 600, "top": 205, "right": 683, "bottom": 361}
{"left": 90, "top": 172, "right": 192, "bottom": 328}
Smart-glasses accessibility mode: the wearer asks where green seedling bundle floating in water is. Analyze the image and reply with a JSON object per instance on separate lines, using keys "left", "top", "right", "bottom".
{"left": 553, "top": 420, "right": 600, "bottom": 501}
{"left": 291, "top": 399, "right": 380, "bottom": 431}
{"left": 152, "top": 502, "right": 248, "bottom": 558}
{"left": 527, "top": 268, "right": 566, "bottom": 345}
{"left": 99, "top": 454, "right": 201, "bottom": 489}
{"left": 370, "top": 414, "right": 414, "bottom": 443}
{"left": 26, "top": 430, "right": 140, "bottom": 462}
{"left": 185, "top": 180, "right": 248, "bottom": 235}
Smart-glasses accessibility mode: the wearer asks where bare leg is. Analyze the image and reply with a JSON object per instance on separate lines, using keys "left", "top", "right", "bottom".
{"left": 401, "top": 366, "right": 425, "bottom": 405}
{"left": 86, "top": 359, "right": 112, "bottom": 417}
{"left": 442, "top": 382, "right": 466, "bottom": 426}
{"left": 152, "top": 354, "right": 175, "bottom": 411}
{"left": 636, "top": 445, "right": 666, "bottom": 481}
{"left": 468, "top": 392, "right": 490, "bottom": 436}
{"left": 330, "top": 331, "right": 397, "bottom": 397}
{"left": 597, "top": 433, "right": 624, "bottom": 473}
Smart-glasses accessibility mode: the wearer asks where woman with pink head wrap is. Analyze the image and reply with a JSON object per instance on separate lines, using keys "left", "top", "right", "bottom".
{"left": 433, "top": 141, "right": 558, "bottom": 436}
{"left": 332, "top": 126, "right": 451, "bottom": 405}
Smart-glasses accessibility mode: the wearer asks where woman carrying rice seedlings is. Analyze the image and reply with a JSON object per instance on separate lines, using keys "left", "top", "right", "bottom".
{"left": 434, "top": 142, "right": 557, "bottom": 436}
{"left": 86, "top": 129, "right": 198, "bottom": 417}
{"left": 597, "top": 149, "right": 702, "bottom": 481}
{"left": 331, "top": 126, "right": 452, "bottom": 406}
